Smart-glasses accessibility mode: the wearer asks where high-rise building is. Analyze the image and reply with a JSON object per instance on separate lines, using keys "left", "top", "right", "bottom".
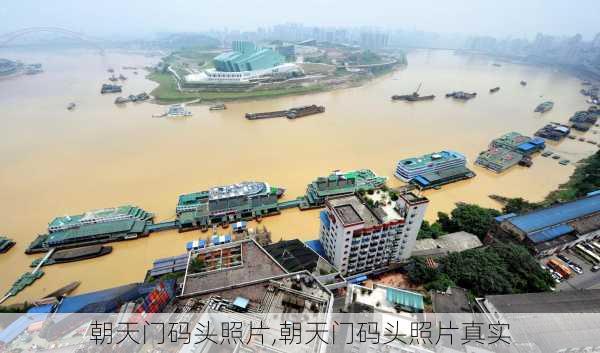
{"left": 319, "top": 190, "right": 428, "bottom": 276}
{"left": 213, "top": 40, "right": 285, "bottom": 72}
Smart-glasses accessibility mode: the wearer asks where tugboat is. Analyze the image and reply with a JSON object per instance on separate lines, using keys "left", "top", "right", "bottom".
{"left": 446, "top": 91, "right": 477, "bottom": 100}
{"left": 209, "top": 103, "right": 227, "bottom": 111}
{"left": 490, "top": 87, "right": 500, "bottom": 93}
{"left": 0, "top": 236, "right": 15, "bottom": 254}
{"left": 535, "top": 101, "right": 554, "bottom": 113}
{"left": 67, "top": 102, "right": 76, "bottom": 111}
{"left": 520, "top": 80, "right": 527, "bottom": 86}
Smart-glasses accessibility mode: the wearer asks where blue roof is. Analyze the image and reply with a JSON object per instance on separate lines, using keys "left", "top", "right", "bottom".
{"left": 0, "top": 310, "right": 50, "bottom": 344}
{"left": 527, "top": 224, "right": 575, "bottom": 243}
{"left": 530, "top": 137, "right": 546, "bottom": 145}
{"left": 413, "top": 175, "right": 430, "bottom": 186}
{"left": 348, "top": 275, "right": 368, "bottom": 284}
{"left": 518, "top": 142, "right": 536, "bottom": 151}
{"left": 305, "top": 239, "right": 326, "bottom": 258}
{"left": 56, "top": 283, "right": 152, "bottom": 313}
{"left": 495, "top": 213, "right": 517, "bottom": 222}
{"left": 509, "top": 194, "right": 600, "bottom": 233}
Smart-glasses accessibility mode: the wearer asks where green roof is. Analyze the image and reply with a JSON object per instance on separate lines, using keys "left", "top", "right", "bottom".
{"left": 48, "top": 205, "right": 151, "bottom": 230}
{"left": 46, "top": 219, "right": 146, "bottom": 246}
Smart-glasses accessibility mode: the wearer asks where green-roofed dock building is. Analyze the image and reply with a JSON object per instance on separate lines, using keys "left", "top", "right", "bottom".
{"left": 26, "top": 205, "right": 154, "bottom": 253}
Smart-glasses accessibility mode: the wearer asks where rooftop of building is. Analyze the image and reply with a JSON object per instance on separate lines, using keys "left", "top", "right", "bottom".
{"left": 431, "top": 287, "right": 472, "bottom": 313}
{"left": 501, "top": 193, "right": 600, "bottom": 234}
{"left": 476, "top": 147, "right": 523, "bottom": 164}
{"left": 412, "top": 231, "right": 483, "bottom": 257}
{"left": 264, "top": 239, "right": 320, "bottom": 273}
{"left": 492, "top": 131, "right": 531, "bottom": 148}
{"left": 181, "top": 238, "right": 287, "bottom": 297}
{"left": 327, "top": 190, "right": 404, "bottom": 227}
{"left": 396, "top": 150, "right": 466, "bottom": 171}
{"left": 481, "top": 289, "right": 600, "bottom": 313}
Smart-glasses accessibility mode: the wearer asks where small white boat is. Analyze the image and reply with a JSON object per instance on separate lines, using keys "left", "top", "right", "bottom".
{"left": 165, "top": 104, "right": 192, "bottom": 117}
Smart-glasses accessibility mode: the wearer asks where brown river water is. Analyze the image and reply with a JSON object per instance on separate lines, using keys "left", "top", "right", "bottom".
{"left": 0, "top": 48, "right": 597, "bottom": 304}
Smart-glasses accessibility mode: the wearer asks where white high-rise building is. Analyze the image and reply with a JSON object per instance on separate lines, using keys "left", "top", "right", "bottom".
{"left": 318, "top": 190, "right": 429, "bottom": 276}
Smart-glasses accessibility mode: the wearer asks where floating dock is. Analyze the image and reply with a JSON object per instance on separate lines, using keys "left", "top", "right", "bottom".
{"left": 410, "top": 166, "right": 476, "bottom": 190}
{"left": 30, "top": 245, "right": 112, "bottom": 268}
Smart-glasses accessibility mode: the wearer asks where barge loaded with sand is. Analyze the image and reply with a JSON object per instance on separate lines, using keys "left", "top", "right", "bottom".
{"left": 245, "top": 104, "right": 325, "bottom": 120}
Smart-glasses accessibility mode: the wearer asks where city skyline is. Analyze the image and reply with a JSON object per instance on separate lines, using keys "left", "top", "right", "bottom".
{"left": 1, "top": 0, "right": 599, "bottom": 39}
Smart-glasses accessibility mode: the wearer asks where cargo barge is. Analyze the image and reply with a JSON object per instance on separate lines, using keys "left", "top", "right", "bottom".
{"left": 176, "top": 182, "right": 285, "bottom": 231}
{"left": 26, "top": 205, "right": 154, "bottom": 253}
{"left": 30, "top": 245, "right": 113, "bottom": 267}
{"left": 245, "top": 105, "right": 325, "bottom": 120}
{"left": 0, "top": 236, "right": 15, "bottom": 254}
{"left": 395, "top": 150, "right": 467, "bottom": 182}
{"left": 300, "top": 169, "right": 387, "bottom": 210}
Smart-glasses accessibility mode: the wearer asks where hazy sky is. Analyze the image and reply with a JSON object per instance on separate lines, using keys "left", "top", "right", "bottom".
{"left": 0, "top": 0, "right": 598, "bottom": 39}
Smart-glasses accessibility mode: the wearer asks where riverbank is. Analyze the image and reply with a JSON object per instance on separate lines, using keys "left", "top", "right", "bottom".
{"left": 147, "top": 64, "right": 399, "bottom": 103}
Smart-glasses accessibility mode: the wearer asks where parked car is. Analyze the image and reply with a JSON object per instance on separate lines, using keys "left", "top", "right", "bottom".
{"left": 592, "top": 265, "right": 600, "bottom": 272}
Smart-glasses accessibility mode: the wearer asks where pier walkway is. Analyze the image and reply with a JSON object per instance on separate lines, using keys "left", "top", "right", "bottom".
{"left": 278, "top": 198, "right": 305, "bottom": 210}
{"left": 147, "top": 221, "right": 179, "bottom": 233}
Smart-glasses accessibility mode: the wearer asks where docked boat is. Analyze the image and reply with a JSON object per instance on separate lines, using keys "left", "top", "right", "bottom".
{"left": 115, "top": 96, "right": 129, "bottom": 104}
{"left": 108, "top": 75, "right": 118, "bottom": 82}
{"left": 395, "top": 150, "right": 467, "bottom": 182}
{"left": 534, "top": 123, "right": 569, "bottom": 141}
{"left": 136, "top": 92, "right": 150, "bottom": 101}
{"left": 559, "top": 159, "right": 570, "bottom": 165}
{"left": 0, "top": 236, "right": 15, "bottom": 254}
{"left": 209, "top": 103, "right": 227, "bottom": 111}
{"left": 43, "top": 281, "right": 81, "bottom": 299}
{"left": 165, "top": 104, "right": 192, "bottom": 117}
{"left": 446, "top": 91, "right": 477, "bottom": 100}
{"left": 101, "top": 84, "right": 122, "bottom": 94}
{"left": 67, "top": 102, "right": 76, "bottom": 110}
{"left": 490, "top": 87, "right": 500, "bottom": 93}
{"left": 535, "top": 101, "right": 554, "bottom": 113}
{"left": 31, "top": 245, "right": 112, "bottom": 268}
{"left": 119, "top": 74, "right": 127, "bottom": 80}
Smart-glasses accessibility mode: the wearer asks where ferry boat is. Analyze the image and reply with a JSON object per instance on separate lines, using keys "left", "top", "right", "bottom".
{"left": 166, "top": 104, "right": 192, "bottom": 117}
{"left": 395, "top": 150, "right": 467, "bottom": 182}
{"left": 176, "top": 182, "right": 285, "bottom": 230}
{"left": 535, "top": 101, "right": 554, "bottom": 113}
{"left": 301, "top": 169, "right": 387, "bottom": 209}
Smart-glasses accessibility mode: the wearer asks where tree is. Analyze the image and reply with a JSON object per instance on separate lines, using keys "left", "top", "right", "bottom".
{"left": 502, "top": 197, "right": 539, "bottom": 214}
{"left": 449, "top": 203, "right": 501, "bottom": 240}
{"left": 190, "top": 258, "right": 205, "bottom": 274}
{"left": 437, "top": 212, "right": 459, "bottom": 233}
{"left": 418, "top": 220, "right": 446, "bottom": 239}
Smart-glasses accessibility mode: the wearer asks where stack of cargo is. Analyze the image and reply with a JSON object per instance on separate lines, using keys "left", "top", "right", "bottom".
{"left": 134, "top": 281, "right": 174, "bottom": 315}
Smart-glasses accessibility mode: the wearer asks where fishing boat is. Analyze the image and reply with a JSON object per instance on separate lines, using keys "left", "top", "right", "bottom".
{"left": 67, "top": 102, "right": 76, "bottom": 110}
{"left": 520, "top": 80, "right": 527, "bottom": 86}
{"left": 489, "top": 87, "right": 500, "bottom": 93}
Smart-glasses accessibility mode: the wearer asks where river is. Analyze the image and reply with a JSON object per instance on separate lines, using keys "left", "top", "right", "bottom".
{"left": 0, "top": 48, "right": 597, "bottom": 304}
